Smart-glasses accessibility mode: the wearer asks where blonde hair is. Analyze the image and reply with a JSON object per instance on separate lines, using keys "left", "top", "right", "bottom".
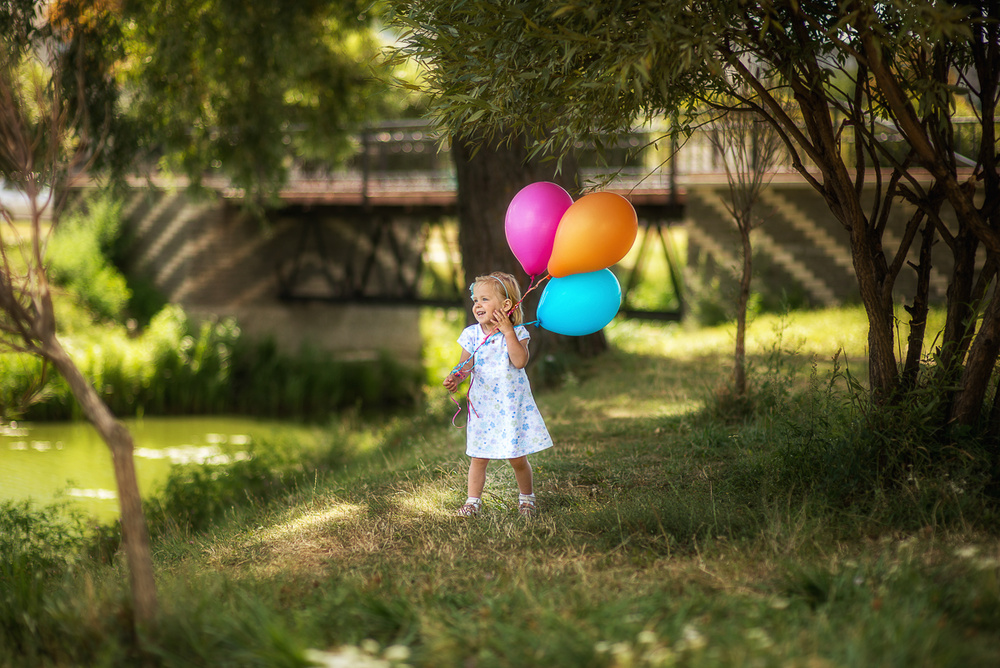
{"left": 471, "top": 271, "right": 524, "bottom": 325}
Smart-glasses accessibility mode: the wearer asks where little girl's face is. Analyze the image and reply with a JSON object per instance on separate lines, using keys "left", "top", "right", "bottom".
{"left": 471, "top": 283, "right": 509, "bottom": 329}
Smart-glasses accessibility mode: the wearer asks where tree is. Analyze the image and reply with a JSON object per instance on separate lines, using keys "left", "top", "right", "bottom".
{"left": 452, "top": 130, "right": 607, "bottom": 361}
{"left": 706, "top": 105, "right": 783, "bottom": 398}
{"left": 118, "top": 0, "right": 396, "bottom": 201}
{"left": 0, "top": 1, "right": 157, "bottom": 627}
{"left": 389, "top": 1, "right": 1000, "bottom": 431}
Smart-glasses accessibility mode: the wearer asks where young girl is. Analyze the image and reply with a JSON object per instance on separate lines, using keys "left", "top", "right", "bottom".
{"left": 443, "top": 271, "right": 553, "bottom": 518}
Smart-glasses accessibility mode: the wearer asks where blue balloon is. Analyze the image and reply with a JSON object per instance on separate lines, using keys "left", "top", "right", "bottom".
{"left": 536, "top": 269, "right": 622, "bottom": 336}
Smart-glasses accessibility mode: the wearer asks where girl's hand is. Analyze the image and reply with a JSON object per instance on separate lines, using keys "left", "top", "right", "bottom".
{"left": 492, "top": 306, "right": 514, "bottom": 334}
{"left": 443, "top": 373, "right": 459, "bottom": 393}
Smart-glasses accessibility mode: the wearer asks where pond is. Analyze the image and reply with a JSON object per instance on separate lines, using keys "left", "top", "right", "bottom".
{"left": 0, "top": 416, "right": 313, "bottom": 523}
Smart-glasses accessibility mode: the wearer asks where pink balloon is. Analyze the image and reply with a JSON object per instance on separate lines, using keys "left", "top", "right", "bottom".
{"left": 505, "top": 182, "right": 573, "bottom": 276}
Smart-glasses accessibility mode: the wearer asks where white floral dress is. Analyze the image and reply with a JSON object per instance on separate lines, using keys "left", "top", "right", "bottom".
{"left": 458, "top": 323, "right": 553, "bottom": 459}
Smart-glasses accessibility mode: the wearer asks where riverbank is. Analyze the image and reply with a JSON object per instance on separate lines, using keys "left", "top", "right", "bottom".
{"left": 0, "top": 415, "right": 324, "bottom": 522}
{"left": 3, "top": 307, "right": 999, "bottom": 667}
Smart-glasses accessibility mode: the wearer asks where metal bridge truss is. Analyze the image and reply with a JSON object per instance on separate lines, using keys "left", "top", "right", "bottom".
{"left": 275, "top": 200, "right": 687, "bottom": 321}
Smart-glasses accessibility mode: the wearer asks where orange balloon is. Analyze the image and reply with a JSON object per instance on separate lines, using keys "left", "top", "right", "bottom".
{"left": 547, "top": 192, "right": 638, "bottom": 277}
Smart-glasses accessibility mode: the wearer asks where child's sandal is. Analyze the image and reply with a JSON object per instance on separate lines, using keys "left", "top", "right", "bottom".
{"left": 456, "top": 502, "right": 480, "bottom": 517}
{"left": 518, "top": 500, "right": 536, "bottom": 518}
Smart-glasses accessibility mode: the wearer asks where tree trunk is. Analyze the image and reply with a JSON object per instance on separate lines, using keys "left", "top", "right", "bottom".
{"left": 901, "top": 218, "right": 935, "bottom": 390}
{"left": 857, "top": 254, "right": 898, "bottom": 401}
{"left": 986, "top": 371, "right": 1000, "bottom": 442}
{"left": 952, "top": 285, "right": 1000, "bottom": 425}
{"left": 939, "top": 232, "right": 980, "bottom": 374}
{"left": 452, "top": 133, "right": 607, "bottom": 359}
{"left": 733, "top": 219, "right": 752, "bottom": 396}
{"left": 41, "top": 334, "right": 158, "bottom": 628}
{"left": 825, "top": 173, "right": 899, "bottom": 399}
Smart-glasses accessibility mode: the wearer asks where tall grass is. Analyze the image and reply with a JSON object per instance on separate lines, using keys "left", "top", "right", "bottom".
{"left": 0, "top": 502, "right": 110, "bottom": 667}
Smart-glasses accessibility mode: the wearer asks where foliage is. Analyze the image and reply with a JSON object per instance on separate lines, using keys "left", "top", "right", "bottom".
{"left": 117, "top": 0, "right": 400, "bottom": 200}
{"left": 46, "top": 193, "right": 131, "bottom": 322}
{"left": 388, "top": 1, "right": 979, "bottom": 165}
{"left": 0, "top": 304, "right": 421, "bottom": 420}
{"left": 1, "top": 1, "right": 129, "bottom": 187}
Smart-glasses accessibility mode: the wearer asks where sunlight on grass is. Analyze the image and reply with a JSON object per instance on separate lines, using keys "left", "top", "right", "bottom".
{"left": 596, "top": 396, "right": 701, "bottom": 420}
{"left": 608, "top": 304, "right": 947, "bottom": 363}
{"left": 257, "top": 503, "right": 365, "bottom": 544}
{"left": 606, "top": 307, "right": 872, "bottom": 359}
{"left": 397, "top": 485, "right": 453, "bottom": 515}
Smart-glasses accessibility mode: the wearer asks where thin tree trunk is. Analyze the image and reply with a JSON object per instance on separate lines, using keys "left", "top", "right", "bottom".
{"left": 829, "top": 175, "right": 898, "bottom": 399}
{"left": 986, "top": 371, "right": 1000, "bottom": 442}
{"left": 733, "top": 220, "right": 752, "bottom": 396}
{"left": 859, "top": 271, "right": 898, "bottom": 400}
{"left": 952, "top": 285, "right": 1000, "bottom": 425}
{"left": 901, "top": 218, "right": 935, "bottom": 390}
{"left": 940, "top": 232, "right": 980, "bottom": 374}
{"left": 41, "top": 334, "right": 158, "bottom": 627}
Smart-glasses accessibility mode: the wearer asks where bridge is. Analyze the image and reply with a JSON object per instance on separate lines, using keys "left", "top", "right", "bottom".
{"left": 110, "top": 120, "right": 960, "bottom": 361}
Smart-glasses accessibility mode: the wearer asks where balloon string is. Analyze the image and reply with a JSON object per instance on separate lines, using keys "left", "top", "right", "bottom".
{"left": 448, "top": 326, "right": 502, "bottom": 428}
{"left": 506, "top": 272, "right": 549, "bottom": 319}
{"left": 450, "top": 377, "right": 480, "bottom": 427}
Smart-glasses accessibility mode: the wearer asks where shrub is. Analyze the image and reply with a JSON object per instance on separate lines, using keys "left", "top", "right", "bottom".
{"left": 724, "top": 357, "right": 1000, "bottom": 529}
{"left": 45, "top": 194, "right": 131, "bottom": 323}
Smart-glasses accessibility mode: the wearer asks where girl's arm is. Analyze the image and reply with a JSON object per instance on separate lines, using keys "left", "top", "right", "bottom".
{"left": 443, "top": 350, "right": 472, "bottom": 392}
{"left": 493, "top": 305, "right": 529, "bottom": 369}
{"left": 504, "top": 330, "right": 530, "bottom": 369}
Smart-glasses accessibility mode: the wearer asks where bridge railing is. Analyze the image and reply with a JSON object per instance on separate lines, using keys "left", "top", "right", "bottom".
{"left": 286, "top": 117, "right": 986, "bottom": 200}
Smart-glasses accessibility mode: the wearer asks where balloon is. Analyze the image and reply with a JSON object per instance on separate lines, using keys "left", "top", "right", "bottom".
{"left": 547, "top": 192, "right": 638, "bottom": 277}
{"left": 505, "top": 182, "right": 574, "bottom": 276}
{"left": 536, "top": 269, "right": 622, "bottom": 336}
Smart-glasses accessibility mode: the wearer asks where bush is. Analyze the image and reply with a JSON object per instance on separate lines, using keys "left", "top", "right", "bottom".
{"left": 46, "top": 194, "right": 131, "bottom": 322}
{"left": 724, "top": 357, "right": 1000, "bottom": 529}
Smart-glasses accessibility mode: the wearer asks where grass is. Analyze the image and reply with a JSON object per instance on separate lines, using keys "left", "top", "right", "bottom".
{"left": 2, "top": 305, "right": 999, "bottom": 667}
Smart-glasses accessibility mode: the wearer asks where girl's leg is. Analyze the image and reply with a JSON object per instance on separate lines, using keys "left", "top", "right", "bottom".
{"left": 509, "top": 456, "right": 533, "bottom": 495}
{"left": 509, "top": 456, "right": 537, "bottom": 517}
{"left": 457, "top": 457, "right": 490, "bottom": 516}
{"left": 467, "top": 457, "right": 489, "bottom": 499}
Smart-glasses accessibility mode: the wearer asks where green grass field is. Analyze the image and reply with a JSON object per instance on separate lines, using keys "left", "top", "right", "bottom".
{"left": 3, "top": 306, "right": 999, "bottom": 667}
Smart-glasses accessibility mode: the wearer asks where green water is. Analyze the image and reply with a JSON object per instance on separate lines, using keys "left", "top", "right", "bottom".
{"left": 0, "top": 416, "right": 309, "bottom": 523}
